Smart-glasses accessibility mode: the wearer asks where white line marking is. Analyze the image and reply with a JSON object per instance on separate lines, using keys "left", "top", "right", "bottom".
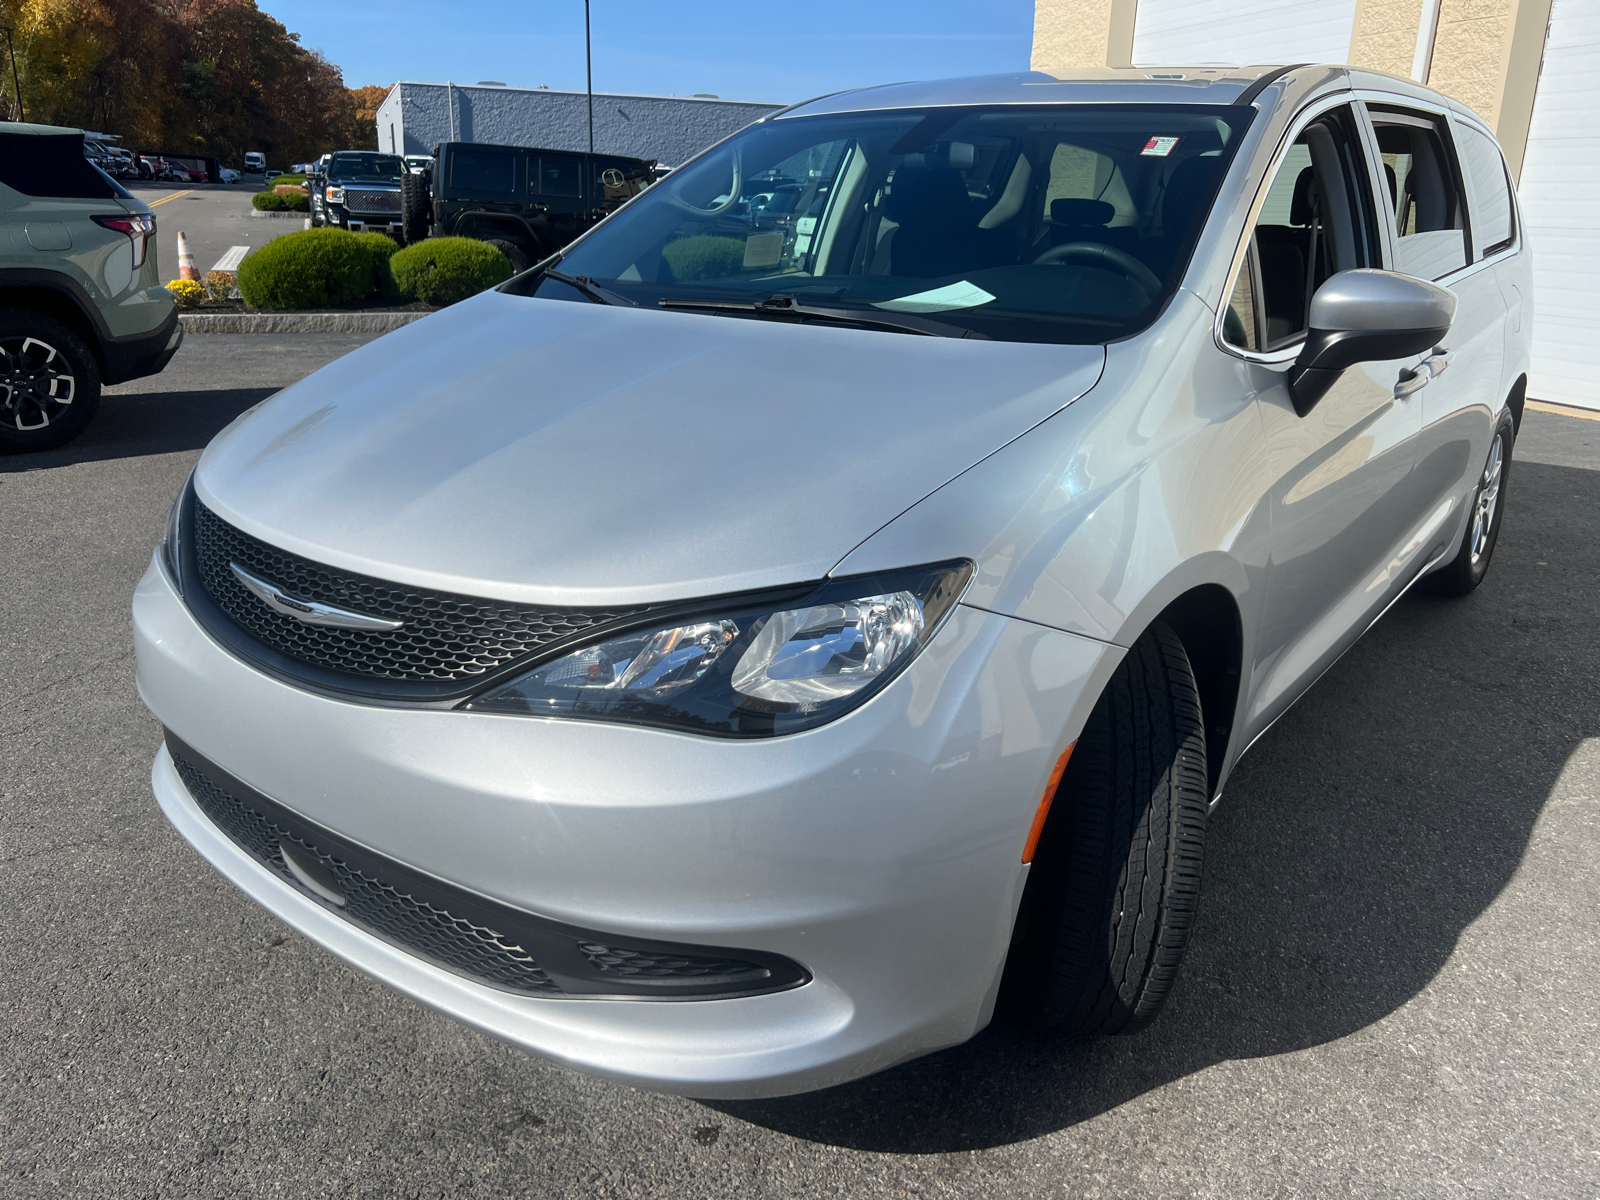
{"left": 211, "top": 245, "right": 250, "bottom": 272}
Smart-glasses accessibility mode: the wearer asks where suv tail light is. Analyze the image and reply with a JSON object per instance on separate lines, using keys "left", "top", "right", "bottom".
{"left": 93, "top": 213, "right": 156, "bottom": 268}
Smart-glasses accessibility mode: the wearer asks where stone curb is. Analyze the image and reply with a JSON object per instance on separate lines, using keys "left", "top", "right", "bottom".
{"left": 249, "top": 209, "right": 311, "bottom": 220}
{"left": 180, "top": 312, "right": 430, "bottom": 334}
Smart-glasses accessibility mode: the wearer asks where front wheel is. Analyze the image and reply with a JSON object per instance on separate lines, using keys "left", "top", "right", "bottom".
{"left": 1000, "top": 620, "right": 1209, "bottom": 1036}
{"left": 1425, "top": 409, "right": 1514, "bottom": 596}
{"left": 0, "top": 310, "right": 102, "bottom": 454}
{"left": 482, "top": 238, "right": 533, "bottom": 274}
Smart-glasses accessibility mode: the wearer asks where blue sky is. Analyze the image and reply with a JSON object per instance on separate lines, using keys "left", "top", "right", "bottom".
{"left": 264, "top": 0, "right": 1035, "bottom": 104}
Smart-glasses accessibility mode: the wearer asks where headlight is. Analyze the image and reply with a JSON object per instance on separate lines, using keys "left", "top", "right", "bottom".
{"left": 160, "top": 472, "right": 192, "bottom": 594}
{"left": 467, "top": 560, "right": 972, "bottom": 736}
{"left": 325, "top": 186, "right": 344, "bottom": 203}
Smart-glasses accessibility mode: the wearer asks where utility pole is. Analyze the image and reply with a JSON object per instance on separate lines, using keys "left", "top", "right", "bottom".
{"left": 2, "top": 27, "right": 21, "bottom": 122}
{"left": 585, "top": 0, "right": 592, "bottom": 155}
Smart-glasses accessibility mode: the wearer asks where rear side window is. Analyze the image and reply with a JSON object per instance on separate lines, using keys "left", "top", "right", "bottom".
{"left": 1454, "top": 121, "right": 1515, "bottom": 255}
{"left": 0, "top": 132, "right": 120, "bottom": 199}
{"left": 451, "top": 151, "right": 515, "bottom": 192}
{"left": 534, "top": 156, "right": 581, "bottom": 197}
{"left": 1369, "top": 108, "right": 1469, "bottom": 280}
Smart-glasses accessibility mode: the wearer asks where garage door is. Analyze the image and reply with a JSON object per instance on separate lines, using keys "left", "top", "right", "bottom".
{"left": 1517, "top": 0, "right": 1600, "bottom": 409}
{"left": 1131, "top": 0, "right": 1357, "bottom": 68}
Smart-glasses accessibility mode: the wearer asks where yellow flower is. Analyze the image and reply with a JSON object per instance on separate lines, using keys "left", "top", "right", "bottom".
{"left": 165, "top": 278, "right": 206, "bottom": 308}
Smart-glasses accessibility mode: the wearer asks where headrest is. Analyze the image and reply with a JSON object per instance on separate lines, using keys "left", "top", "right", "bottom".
{"left": 1164, "top": 155, "right": 1221, "bottom": 205}
{"left": 1051, "top": 198, "right": 1114, "bottom": 226}
{"left": 1291, "top": 166, "right": 1318, "bottom": 226}
{"left": 886, "top": 167, "right": 971, "bottom": 228}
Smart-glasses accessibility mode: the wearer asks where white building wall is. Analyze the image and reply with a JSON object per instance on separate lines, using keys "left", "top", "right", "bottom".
{"left": 381, "top": 83, "right": 783, "bottom": 168}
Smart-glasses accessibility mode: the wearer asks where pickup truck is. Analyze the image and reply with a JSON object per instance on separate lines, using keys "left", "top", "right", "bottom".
{"left": 400, "top": 141, "right": 655, "bottom": 271}
{"left": 309, "top": 151, "right": 406, "bottom": 238}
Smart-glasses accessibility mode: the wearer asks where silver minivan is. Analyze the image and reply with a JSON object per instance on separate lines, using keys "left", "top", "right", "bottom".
{"left": 134, "top": 65, "right": 1530, "bottom": 1098}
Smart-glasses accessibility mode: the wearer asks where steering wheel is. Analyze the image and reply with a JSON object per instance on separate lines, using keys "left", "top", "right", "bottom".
{"left": 1033, "top": 241, "right": 1163, "bottom": 296}
{"left": 664, "top": 152, "right": 743, "bottom": 218}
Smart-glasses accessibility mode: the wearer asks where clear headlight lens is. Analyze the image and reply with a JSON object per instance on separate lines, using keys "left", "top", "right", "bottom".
{"left": 467, "top": 561, "right": 972, "bottom": 737}
{"left": 325, "top": 186, "right": 344, "bottom": 203}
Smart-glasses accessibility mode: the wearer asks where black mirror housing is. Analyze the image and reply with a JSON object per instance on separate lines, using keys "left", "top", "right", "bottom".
{"left": 1288, "top": 269, "right": 1456, "bottom": 415}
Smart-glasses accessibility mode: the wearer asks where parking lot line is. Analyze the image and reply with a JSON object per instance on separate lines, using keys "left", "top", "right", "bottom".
{"left": 212, "top": 245, "right": 250, "bottom": 272}
{"left": 147, "top": 189, "right": 195, "bottom": 206}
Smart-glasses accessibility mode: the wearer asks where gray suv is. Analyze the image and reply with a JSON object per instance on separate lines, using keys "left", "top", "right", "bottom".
{"left": 0, "top": 122, "right": 180, "bottom": 452}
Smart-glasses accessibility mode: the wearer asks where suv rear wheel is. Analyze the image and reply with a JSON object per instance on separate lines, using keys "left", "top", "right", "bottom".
{"left": 0, "top": 309, "right": 102, "bottom": 453}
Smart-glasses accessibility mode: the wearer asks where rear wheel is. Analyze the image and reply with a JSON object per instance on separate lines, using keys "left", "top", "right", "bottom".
{"left": 483, "top": 238, "right": 533, "bottom": 274}
{"left": 1000, "top": 620, "right": 1208, "bottom": 1035}
{"left": 0, "top": 310, "right": 102, "bottom": 454}
{"left": 1425, "top": 409, "right": 1514, "bottom": 596}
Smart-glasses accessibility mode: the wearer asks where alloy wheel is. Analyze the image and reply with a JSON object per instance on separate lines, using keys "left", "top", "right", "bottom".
{"left": 1470, "top": 431, "right": 1505, "bottom": 565}
{"left": 0, "top": 336, "right": 76, "bottom": 431}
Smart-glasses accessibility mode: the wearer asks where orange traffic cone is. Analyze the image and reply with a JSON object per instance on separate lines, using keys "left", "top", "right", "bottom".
{"left": 177, "top": 231, "right": 198, "bottom": 281}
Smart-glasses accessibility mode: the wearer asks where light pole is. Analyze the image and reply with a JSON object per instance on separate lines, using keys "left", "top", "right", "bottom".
{"left": 2, "top": 27, "right": 21, "bottom": 122}
{"left": 585, "top": 0, "right": 592, "bottom": 155}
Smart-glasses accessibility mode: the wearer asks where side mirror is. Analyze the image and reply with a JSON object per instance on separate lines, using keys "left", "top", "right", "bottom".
{"left": 1288, "top": 269, "right": 1456, "bottom": 416}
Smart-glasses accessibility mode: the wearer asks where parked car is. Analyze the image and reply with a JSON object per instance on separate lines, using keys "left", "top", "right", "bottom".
{"left": 308, "top": 150, "right": 405, "bottom": 237}
{"left": 135, "top": 65, "right": 1528, "bottom": 1097}
{"left": 403, "top": 154, "right": 432, "bottom": 175}
{"left": 0, "top": 122, "right": 180, "bottom": 451}
{"left": 243, "top": 151, "right": 266, "bottom": 174}
{"left": 400, "top": 140, "right": 655, "bottom": 270}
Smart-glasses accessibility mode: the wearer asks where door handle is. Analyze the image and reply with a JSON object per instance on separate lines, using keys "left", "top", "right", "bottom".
{"left": 1420, "top": 346, "right": 1450, "bottom": 377}
{"left": 1395, "top": 366, "right": 1431, "bottom": 399}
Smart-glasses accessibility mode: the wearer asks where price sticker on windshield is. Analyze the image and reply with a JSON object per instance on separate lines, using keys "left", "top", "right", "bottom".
{"left": 1141, "top": 136, "right": 1180, "bottom": 157}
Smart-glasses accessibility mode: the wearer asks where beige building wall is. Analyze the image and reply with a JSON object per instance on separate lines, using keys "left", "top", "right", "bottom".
{"left": 1032, "top": 0, "right": 1555, "bottom": 176}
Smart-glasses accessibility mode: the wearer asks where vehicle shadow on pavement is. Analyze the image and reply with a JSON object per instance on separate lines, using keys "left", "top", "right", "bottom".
{"left": 714, "top": 457, "right": 1597, "bottom": 1153}
{"left": 0, "top": 387, "right": 278, "bottom": 472}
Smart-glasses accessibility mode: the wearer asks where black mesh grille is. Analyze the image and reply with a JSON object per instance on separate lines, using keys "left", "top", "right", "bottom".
{"left": 172, "top": 752, "right": 561, "bottom": 994}
{"left": 191, "top": 500, "right": 648, "bottom": 687}
{"left": 167, "top": 738, "right": 804, "bottom": 998}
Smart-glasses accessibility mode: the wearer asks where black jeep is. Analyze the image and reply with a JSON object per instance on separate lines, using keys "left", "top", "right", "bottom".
{"left": 401, "top": 141, "right": 655, "bottom": 272}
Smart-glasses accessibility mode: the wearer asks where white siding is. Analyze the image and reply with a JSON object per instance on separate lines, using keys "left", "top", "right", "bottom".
{"left": 1517, "top": 0, "right": 1600, "bottom": 409}
{"left": 1131, "top": 0, "right": 1357, "bottom": 67}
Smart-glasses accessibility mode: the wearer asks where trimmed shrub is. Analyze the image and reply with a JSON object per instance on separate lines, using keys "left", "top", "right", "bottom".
{"left": 237, "top": 228, "right": 401, "bottom": 311}
{"left": 165, "top": 278, "right": 204, "bottom": 307}
{"left": 274, "top": 173, "right": 307, "bottom": 187}
{"left": 662, "top": 235, "right": 746, "bottom": 282}
{"left": 390, "top": 237, "right": 512, "bottom": 306}
{"left": 252, "top": 188, "right": 308, "bottom": 211}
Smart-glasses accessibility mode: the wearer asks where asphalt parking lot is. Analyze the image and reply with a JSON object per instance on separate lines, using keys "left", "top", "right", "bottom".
{"left": 2, "top": 332, "right": 1597, "bottom": 1198}
{"left": 128, "top": 180, "right": 303, "bottom": 284}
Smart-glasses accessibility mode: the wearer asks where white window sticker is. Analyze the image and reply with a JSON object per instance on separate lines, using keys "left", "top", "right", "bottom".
{"left": 743, "top": 232, "right": 784, "bottom": 269}
{"left": 873, "top": 280, "right": 996, "bottom": 313}
{"left": 1141, "top": 136, "right": 1180, "bottom": 158}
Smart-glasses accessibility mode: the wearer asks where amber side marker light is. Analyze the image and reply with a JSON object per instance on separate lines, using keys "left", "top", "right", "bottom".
{"left": 1022, "top": 742, "right": 1075, "bottom": 864}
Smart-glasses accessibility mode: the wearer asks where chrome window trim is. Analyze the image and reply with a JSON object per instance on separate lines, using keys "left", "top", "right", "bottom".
{"left": 1211, "top": 90, "right": 1366, "bottom": 364}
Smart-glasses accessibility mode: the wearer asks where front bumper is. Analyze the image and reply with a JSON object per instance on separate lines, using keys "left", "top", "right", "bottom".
{"left": 327, "top": 202, "right": 402, "bottom": 234}
{"left": 133, "top": 555, "right": 1118, "bottom": 1096}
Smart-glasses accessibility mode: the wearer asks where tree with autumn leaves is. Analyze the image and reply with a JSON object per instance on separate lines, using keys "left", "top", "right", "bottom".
{"left": 0, "top": 0, "right": 386, "bottom": 165}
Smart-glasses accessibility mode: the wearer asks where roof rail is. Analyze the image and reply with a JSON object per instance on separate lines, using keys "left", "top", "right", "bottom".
{"left": 1233, "top": 64, "right": 1311, "bottom": 108}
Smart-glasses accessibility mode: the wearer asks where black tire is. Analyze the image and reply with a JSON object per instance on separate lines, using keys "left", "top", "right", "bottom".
{"left": 1000, "top": 620, "right": 1208, "bottom": 1035}
{"left": 1424, "top": 409, "right": 1514, "bottom": 597}
{"left": 400, "top": 173, "right": 431, "bottom": 245}
{"left": 0, "top": 310, "right": 102, "bottom": 454}
{"left": 482, "top": 238, "right": 533, "bottom": 274}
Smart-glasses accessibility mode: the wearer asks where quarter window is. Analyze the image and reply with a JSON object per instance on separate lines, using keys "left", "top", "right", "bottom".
{"left": 1454, "top": 121, "right": 1515, "bottom": 255}
{"left": 1369, "top": 108, "right": 1469, "bottom": 279}
{"left": 451, "top": 151, "right": 515, "bottom": 193}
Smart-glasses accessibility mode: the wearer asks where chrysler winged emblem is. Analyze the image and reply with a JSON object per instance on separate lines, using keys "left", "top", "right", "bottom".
{"left": 229, "top": 562, "right": 405, "bottom": 632}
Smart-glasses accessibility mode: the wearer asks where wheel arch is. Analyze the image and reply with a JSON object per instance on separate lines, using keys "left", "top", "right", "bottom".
{"left": 1506, "top": 372, "right": 1526, "bottom": 433}
{"left": 1148, "top": 583, "right": 1244, "bottom": 800}
{"left": 0, "top": 276, "right": 108, "bottom": 368}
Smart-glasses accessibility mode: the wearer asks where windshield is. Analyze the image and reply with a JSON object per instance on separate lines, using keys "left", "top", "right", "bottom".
{"left": 328, "top": 152, "right": 404, "bottom": 181}
{"left": 527, "top": 104, "right": 1252, "bottom": 344}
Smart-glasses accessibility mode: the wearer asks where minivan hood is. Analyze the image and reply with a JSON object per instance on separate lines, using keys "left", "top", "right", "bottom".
{"left": 196, "top": 291, "right": 1105, "bottom": 606}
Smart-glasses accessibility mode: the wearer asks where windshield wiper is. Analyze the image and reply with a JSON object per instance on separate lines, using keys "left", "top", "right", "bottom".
{"left": 540, "top": 267, "right": 637, "bottom": 306}
{"left": 657, "top": 293, "right": 986, "bottom": 339}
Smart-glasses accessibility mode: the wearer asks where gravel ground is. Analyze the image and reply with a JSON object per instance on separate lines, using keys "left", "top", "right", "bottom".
{"left": 2, "top": 335, "right": 1597, "bottom": 1198}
